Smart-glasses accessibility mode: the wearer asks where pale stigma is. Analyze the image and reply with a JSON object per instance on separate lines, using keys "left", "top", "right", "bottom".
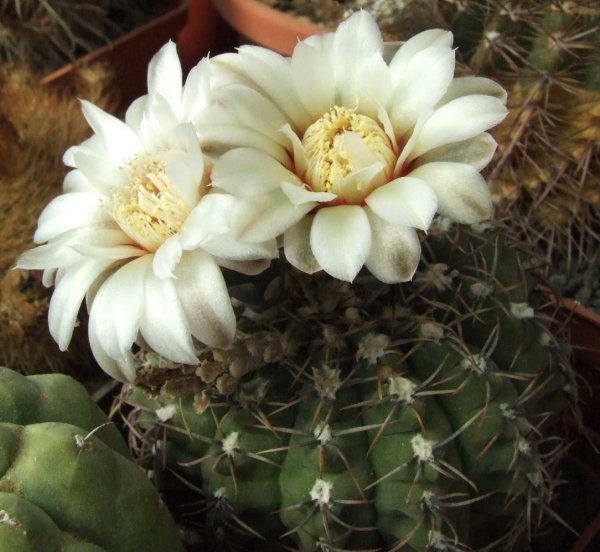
{"left": 301, "top": 106, "right": 395, "bottom": 201}
{"left": 110, "top": 156, "right": 190, "bottom": 251}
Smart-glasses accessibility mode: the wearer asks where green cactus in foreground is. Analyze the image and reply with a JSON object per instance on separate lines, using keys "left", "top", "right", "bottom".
{"left": 0, "top": 422, "right": 185, "bottom": 552}
{"left": 121, "top": 222, "right": 577, "bottom": 551}
{"left": 0, "top": 367, "right": 128, "bottom": 456}
{"left": 0, "top": 367, "right": 185, "bottom": 552}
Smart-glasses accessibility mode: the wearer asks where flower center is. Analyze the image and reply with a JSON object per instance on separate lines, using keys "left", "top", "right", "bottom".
{"left": 301, "top": 106, "right": 395, "bottom": 199}
{"left": 110, "top": 156, "right": 190, "bottom": 252}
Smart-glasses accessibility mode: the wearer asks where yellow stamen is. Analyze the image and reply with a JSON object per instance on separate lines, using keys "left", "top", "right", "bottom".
{"left": 110, "top": 156, "right": 190, "bottom": 251}
{"left": 302, "top": 106, "right": 395, "bottom": 199}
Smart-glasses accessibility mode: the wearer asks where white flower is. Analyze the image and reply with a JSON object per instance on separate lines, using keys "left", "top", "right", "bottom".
{"left": 199, "top": 11, "right": 507, "bottom": 283}
{"left": 17, "top": 42, "right": 276, "bottom": 382}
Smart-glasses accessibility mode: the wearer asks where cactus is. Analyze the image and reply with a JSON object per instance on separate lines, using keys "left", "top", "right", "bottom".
{"left": 0, "top": 366, "right": 128, "bottom": 456}
{"left": 0, "top": 421, "right": 185, "bottom": 552}
{"left": 119, "top": 222, "right": 576, "bottom": 551}
{"left": 0, "top": 64, "right": 115, "bottom": 375}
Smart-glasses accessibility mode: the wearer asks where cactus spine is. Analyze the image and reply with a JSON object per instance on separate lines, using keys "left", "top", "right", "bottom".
{"left": 121, "top": 223, "right": 576, "bottom": 551}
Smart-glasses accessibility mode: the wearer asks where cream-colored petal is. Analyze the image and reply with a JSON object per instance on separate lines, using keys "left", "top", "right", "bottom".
{"left": 390, "top": 46, "right": 455, "bottom": 136}
{"left": 292, "top": 41, "right": 335, "bottom": 119}
{"left": 411, "top": 95, "right": 508, "bottom": 157}
{"left": 310, "top": 205, "right": 371, "bottom": 282}
{"left": 414, "top": 133, "right": 497, "bottom": 171}
{"left": 365, "top": 208, "right": 421, "bottom": 283}
{"left": 146, "top": 41, "right": 183, "bottom": 119}
{"left": 233, "top": 190, "right": 316, "bottom": 244}
{"left": 281, "top": 181, "right": 337, "bottom": 206}
{"left": 174, "top": 249, "right": 236, "bottom": 349}
{"left": 179, "top": 193, "right": 238, "bottom": 248}
{"left": 49, "top": 257, "right": 116, "bottom": 350}
{"left": 365, "top": 176, "right": 437, "bottom": 230}
{"left": 153, "top": 235, "right": 183, "bottom": 279}
{"left": 284, "top": 215, "right": 321, "bottom": 274}
{"left": 140, "top": 269, "right": 198, "bottom": 364}
{"left": 410, "top": 161, "right": 493, "bottom": 223}
{"left": 437, "top": 76, "right": 508, "bottom": 107}
{"left": 80, "top": 100, "right": 141, "bottom": 163}
{"left": 212, "top": 147, "right": 299, "bottom": 197}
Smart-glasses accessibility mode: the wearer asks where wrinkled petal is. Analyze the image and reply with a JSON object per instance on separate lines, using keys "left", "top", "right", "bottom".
{"left": 410, "top": 161, "right": 493, "bottom": 223}
{"left": 284, "top": 215, "right": 321, "bottom": 274}
{"left": 365, "top": 208, "right": 421, "bottom": 283}
{"left": 310, "top": 206, "right": 371, "bottom": 282}
{"left": 365, "top": 176, "right": 437, "bottom": 230}
{"left": 174, "top": 249, "right": 235, "bottom": 349}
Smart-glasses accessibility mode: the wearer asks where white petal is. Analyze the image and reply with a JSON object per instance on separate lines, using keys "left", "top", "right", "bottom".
{"left": 333, "top": 11, "right": 383, "bottom": 105}
{"left": 280, "top": 124, "right": 308, "bottom": 176}
{"left": 292, "top": 41, "right": 335, "bottom": 119}
{"left": 389, "top": 29, "right": 453, "bottom": 83}
{"left": 356, "top": 55, "right": 392, "bottom": 118}
{"left": 153, "top": 235, "right": 183, "bottom": 279}
{"left": 218, "top": 84, "right": 290, "bottom": 146}
{"left": 182, "top": 57, "right": 211, "bottom": 120}
{"left": 179, "top": 193, "right": 238, "bottom": 248}
{"left": 201, "top": 234, "right": 278, "bottom": 262}
{"left": 411, "top": 95, "right": 508, "bottom": 157}
{"left": 174, "top": 249, "right": 235, "bottom": 349}
{"left": 390, "top": 46, "right": 455, "bottom": 135}
{"left": 147, "top": 41, "right": 183, "bottom": 118}
{"left": 233, "top": 190, "right": 316, "bottom": 244}
{"left": 48, "top": 257, "right": 115, "bottom": 350}
{"left": 63, "top": 169, "right": 94, "bottom": 193}
{"left": 212, "top": 147, "right": 299, "bottom": 197}
{"left": 34, "top": 192, "right": 107, "bottom": 243}
{"left": 437, "top": 76, "right": 508, "bottom": 107}
{"left": 80, "top": 100, "right": 141, "bottom": 163}
{"left": 409, "top": 162, "right": 493, "bottom": 223}
{"left": 281, "top": 181, "right": 336, "bottom": 206}
{"left": 214, "top": 257, "right": 271, "bottom": 276}
{"left": 140, "top": 271, "right": 198, "bottom": 364}
{"left": 415, "top": 133, "right": 498, "bottom": 171}
{"left": 88, "top": 256, "right": 148, "bottom": 362}
{"left": 365, "top": 177, "right": 437, "bottom": 230}
{"left": 72, "top": 149, "right": 128, "bottom": 194}
{"left": 88, "top": 327, "right": 136, "bottom": 382}
{"left": 284, "top": 215, "right": 321, "bottom": 274}
{"left": 310, "top": 206, "right": 371, "bottom": 282}
{"left": 124, "top": 95, "right": 147, "bottom": 134}
{"left": 365, "top": 208, "right": 421, "bottom": 283}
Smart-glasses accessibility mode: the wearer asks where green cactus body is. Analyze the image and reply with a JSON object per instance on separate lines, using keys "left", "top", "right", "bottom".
{"left": 0, "top": 367, "right": 128, "bottom": 456}
{"left": 0, "top": 421, "right": 185, "bottom": 552}
{"left": 123, "top": 224, "right": 575, "bottom": 551}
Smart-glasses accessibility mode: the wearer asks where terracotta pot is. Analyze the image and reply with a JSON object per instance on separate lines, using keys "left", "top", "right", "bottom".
{"left": 42, "top": 0, "right": 233, "bottom": 111}
{"left": 210, "top": 0, "right": 329, "bottom": 55}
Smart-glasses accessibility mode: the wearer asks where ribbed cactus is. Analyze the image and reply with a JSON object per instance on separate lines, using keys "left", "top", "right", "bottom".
{"left": 120, "top": 223, "right": 576, "bottom": 551}
{"left": 0, "top": 367, "right": 185, "bottom": 552}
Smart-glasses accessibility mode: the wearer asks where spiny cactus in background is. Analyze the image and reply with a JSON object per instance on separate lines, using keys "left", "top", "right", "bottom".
{"left": 0, "top": 64, "right": 115, "bottom": 375}
{"left": 438, "top": 0, "right": 600, "bottom": 278}
{"left": 119, "top": 223, "right": 577, "bottom": 551}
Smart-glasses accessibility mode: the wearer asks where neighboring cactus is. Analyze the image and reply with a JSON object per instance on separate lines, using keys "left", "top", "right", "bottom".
{"left": 0, "top": 366, "right": 128, "bottom": 456}
{"left": 0, "top": 421, "right": 185, "bottom": 552}
{"left": 0, "top": 64, "right": 115, "bottom": 375}
{"left": 120, "top": 223, "right": 576, "bottom": 551}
